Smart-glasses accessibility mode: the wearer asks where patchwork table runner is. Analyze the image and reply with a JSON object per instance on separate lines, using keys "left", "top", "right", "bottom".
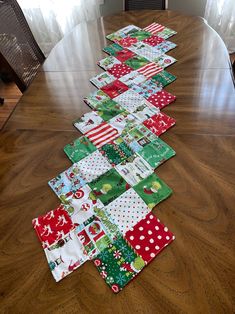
{"left": 33, "top": 22, "right": 177, "bottom": 293}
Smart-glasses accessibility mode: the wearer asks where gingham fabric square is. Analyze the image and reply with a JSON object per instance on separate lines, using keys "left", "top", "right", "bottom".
{"left": 133, "top": 45, "right": 162, "bottom": 62}
{"left": 142, "top": 35, "right": 165, "bottom": 46}
{"left": 131, "top": 80, "right": 162, "bottom": 99}
{"left": 113, "top": 89, "right": 149, "bottom": 113}
{"left": 143, "top": 112, "right": 176, "bottom": 136}
{"left": 84, "top": 90, "right": 111, "bottom": 109}
{"left": 151, "top": 70, "right": 177, "bottom": 88}
{"left": 64, "top": 136, "right": 97, "bottom": 163}
{"left": 90, "top": 72, "right": 115, "bottom": 89}
{"left": 101, "top": 80, "right": 129, "bottom": 99}
{"left": 74, "top": 112, "right": 104, "bottom": 134}
{"left": 147, "top": 90, "right": 176, "bottom": 109}
{"left": 125, "top": 213, "right": 175, "bottom": 264}
{"left": 105, "top": 188, "right": 151, "bottom": 234}
{"left": 119, "top": 71, "right": 146, "bottom": 87}
{"left": 154, "top": 54, "right": 177, "bottom": 68}
{"left": 115, "top": 154, "right": 153, "bottom": 186}
{"left": 98, "top": 56, "right": 122, "bottom": 70}
{"left": 108, "top": 63, "right": 133, "bottom": 79}
{"left": 137, "top": 62, "right": 163, "bottom": 79}
{"left": 85, "top": 122, "right": 119, "bottom": 148}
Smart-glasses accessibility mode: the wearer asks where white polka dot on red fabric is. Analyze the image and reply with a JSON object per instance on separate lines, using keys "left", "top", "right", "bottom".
{"left": 145, "top": 247, "right": 149, "bottom": 251}
{"left": 150, "top": 253, "right": 155, "bottom": 258}
{"left": 155, "top": 245, "right": 160, "bottom": 250}
{"left": 146, "top": 220, "right": 150, "bottom": 224}
{"left": 135, "top": 245, "right": 140, "bottom": 249}
{"left": 166, "top": 236, "right": 170, "bottom": 240}
{"left": 148, "top": 230, "right": 152, "bottom": 235}
{"left": 155, "top": 226, "right": 159, "bottom": 231}
{"left": 172, "top": 236, "right": 176, "bottom": 240}
{"left": 149, "top": 215, "right": 154, "bottom": 219}
{"left": 149, "top": 238, "right": 154, "bottom": 243}
{"left": 164, "top": 227, "right": 168, "bottom": 232}
{"left": 130, "top": 236, "right": 134, "bottom": 240}
{"left": 157, "top": 235, "right": 162, "bottom": 239}
{"left": 139, "top": 227, "right": 144, "bottom": 231}
{"left": 140, "top": 235, "right": 145, "bottom": 240}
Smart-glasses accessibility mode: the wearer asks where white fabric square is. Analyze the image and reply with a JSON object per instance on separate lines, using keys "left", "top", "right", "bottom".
{"left": 114, "top": 89, "right": 147, "bottom": 113}
{"left": 90, "top": 72, "right": 115, "bottom": 88}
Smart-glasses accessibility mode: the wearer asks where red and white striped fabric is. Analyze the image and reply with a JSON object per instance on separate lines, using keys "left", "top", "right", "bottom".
{"left": 137, "top": 62, "right": 163, "bottom": 79}
{"left": 143, "top": 23, "right": 165, "bottom": 34}
{"left": 85, "top": 122, "right": 119, "bottom": 148}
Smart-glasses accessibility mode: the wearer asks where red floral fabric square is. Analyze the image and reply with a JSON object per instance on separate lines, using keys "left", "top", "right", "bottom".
{"left": 115, "top": 36, "right": 138, "bottom": 48}
{"left": 143, "top": 112, "right": 176, "bottom": 136}
{"left": 125, "top": 212, "right": 175, "bottom": 264}
{"left": 32, "top": 205, "right": 74, "bottom": 248}
{"left": 142, "top": 35, "right": 165, "bottom": 47}
{"left": 147, "top": 90, "right": 176, "bottom": 109}
{"left": 108, "top": 63, "right": 133, "bottom": 79}
{"left": 115, "top": 49, "right": 136, "bottom": 62}
{"left": 101, "top": 80, "right": 129, "bottom": 98}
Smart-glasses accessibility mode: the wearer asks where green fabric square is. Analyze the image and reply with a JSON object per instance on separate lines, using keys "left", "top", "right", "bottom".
{"left": 130, "top": 30, "right": 152, "bottom": 40}
{"left": 151, "top": 70, "right": 177, "bottom": 87}
{"left": 103, "top": 43, "right": 123, "bottom": 56}
{"left": 137, "top": 138, "right": 176, "bottom": 169}
{"left": 100, "top": 137, "right": 134, "bottom": 166}
{"left": 95, "top": 100, "right": 127, "bottom": 121}
{"left": 134, "top": 173, "right": 172, "bottom": 209}
{"left": 64, "top": 136, "right": 97, "bottom": 163}
{"left": 88, "top": 168, "right": 130, "bottom": 205}
{"left": 124, "top": 55, "right": 149, "bottom": 70}
{"left": 94, "top": 236, "right": 145, "bottom": 293}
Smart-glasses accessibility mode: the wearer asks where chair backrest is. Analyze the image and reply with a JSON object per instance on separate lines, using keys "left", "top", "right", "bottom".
{"left": 125, "top": 0, "right": 166, "bottom": 10}
{"left": 0, "top": 0, "right": 45, "bottom": 92}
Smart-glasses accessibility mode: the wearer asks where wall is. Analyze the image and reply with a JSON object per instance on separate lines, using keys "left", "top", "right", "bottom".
{"left": 100, "top": 0, "right": 123, "bottom": 16}
{"left": 168, "top": 0, "right": 207, "bottom": 17}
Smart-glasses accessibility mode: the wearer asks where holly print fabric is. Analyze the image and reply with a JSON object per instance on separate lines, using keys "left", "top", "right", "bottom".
{"left": 105, "top": 188, "right": 151, "bottom": 234}
{"left": 64, "top": 136, "right": 97, "bottom": 163}
{"left": 125, "top": 213, "right": 175, "bottom": 264}
{"left": 94, "top": 236, "right": 145, "bottom": 293}
{"left": 137, "top": 138, "right": 176, "bottom": 169}
{"left": 133, "top": 173, "right": 172, "bottom": 209}
{"left": 147, "top": 90, "right": 176, "bottom": 109}
{"left": 143, "top": 112, "right": 176, "bottom": 136}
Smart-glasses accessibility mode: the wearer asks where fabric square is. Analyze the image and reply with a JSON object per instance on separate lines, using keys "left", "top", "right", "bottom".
{"left": 137, "top": 138, "right": 176, "bottom": 169}
{"left": 154, "top": 54, "right": 177, "bottom": 68}
{"left": 130, "top": 30, "right": 152, "bottom": 40}
{"left": 114, "top": 36, "right": 138, "bottom": 48}
{"left": 108, "top": 113, "right": 139, "bottom": 137}
{"left": 100, "top": 137, "right": 134, "bottom": 166}
{"left": 119, "top": 71, "right": 146, "bottom": 87}
{"left": 62, "top": 185, "right": 104, "bottom": 226}
{"left": 90, "top": 72, "right": 115, "bottom": 89}
{"left": 133, "top": 173, "right": 172, "bottom": 209}
{"left": 94, "top": 236, "right": 145, "bottom": 293}
{"left": 74, "top": 112, "right": 104, "bottom": 134}
{"left": 128, "top": 41, "right": 152, "bottom": 54}
{"left": 143, "top": 112, "right": 176, "bottom": 136}
{"left": 98, "top": 56, "right": 121, "bottom": 70}
{"left": 106, "top": 31, "right": 125, "bottom": 42}
{"left": 156, "top": 27, "right": 177, "bottom": 39}
{"left": 103, "top": 43, "right": 124, "bottom": 56}
{"left": 84, "top": 90, "right": 110, "bottom": 109}
{"left": 124, "top": 55, "right": 149, "bottom": 70}
{"left": 106, "top": 25, "right": 141, "bottom": 42}
{"left": 64, "top": 136, "right": 97, "bottom": 163}
{"left": 105, "top": 188, "right": 151, "bottom": 234}
{"left": 118, "top": 25, "right": 142, "bottom": 36}
{"left": 44, "top": 229, "right": 88, "bottom": 282}
{"left": 88, "top": 168, "right": 130, "bottom": 206}
{"left": 131, "top": 80, "right": 162, "bottom": 99}
{"left": 130, "top": 44, "right": 162, "bottom": 62}
{"left": 115, "top": 155, "right": 153, "bottom": 186}
{"left": 75, "top": 215, "right": 115, "bottom": 258}
{"left": 95, "top": 99, "right": 127, "bottom": 121}
{"left": 32, "top": 205, "right": 74, "bottom": 249}
{"left": 77, "top": 150, "right": 112, "bottom": 183}
{"left": 147, "top": 90, "right": 176, "bottom": 109}
{"left": 108, "top": 63, "right": 133, "bottom": 79}
{"left": 125, "top": 213, "right": 175, "bottom": 264}
{"left": 137, "top": 62, "right": 163, "bottom": 79}
{"left": 131, "top": 102, "right": 159, "bottom": 122}
{"left": 142, "top": 35, "right": 165, "bottom": 46}
{"left": 151, "top": 70, "right": 177, "bottom": 88}
{"left": 154, "top": 40, "right": 177, "bottom": 53}
{"left": 85, "top": 122, "right": 119, "bottom": 148}
{"left": 143, "top": 23, "right": 165, "bottom": 34}
{"left": 48, "top": 164, "right": 86, "bottom": 198}
{"left": 115, "top": 49, "right": 136, "bottom": 62}
{"left": 114, "top": 89, "right": 148, "bottom": 113}
{"left": 101, "top": 80, "right": 129, "bottom": 99}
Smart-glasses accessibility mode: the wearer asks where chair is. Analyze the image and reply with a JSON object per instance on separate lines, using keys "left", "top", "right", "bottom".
{"left": 0, "top": 0, "right": 45, "bottom": 92}
{"left": 125, "top": 0, "right": 166, "bottom": 10}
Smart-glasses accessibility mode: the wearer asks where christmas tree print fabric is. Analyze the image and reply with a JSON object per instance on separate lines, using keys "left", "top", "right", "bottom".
{"left": 33, "top": 22, "right": 178, "bottom": 291}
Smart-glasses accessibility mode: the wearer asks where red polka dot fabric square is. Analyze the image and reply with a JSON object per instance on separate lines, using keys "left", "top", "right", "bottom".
{"left": 143, "top": 112, "right": 176, "bottom": 136}
{"left": 108, "top": 64, "right": 133, "bottom": 79}
{"left": 125, "top": 212, "right": 175, "bottom": 264}
{"left": 115, "top": 49, "right": 136, "bottom": 62}
{"left": 32, "top": 205, "right": 74, "bottom": 248}
{"left": 142, "top": 35, "right": 165, "bottom": 47}
{"left": 147, "top": 90, "right": 176, "bottom": 109}
{"left": 101, "top": 80, "right": 129, "bottom": 99}
{"left": 115, "top": 36, "right": 138, "bottom": 48}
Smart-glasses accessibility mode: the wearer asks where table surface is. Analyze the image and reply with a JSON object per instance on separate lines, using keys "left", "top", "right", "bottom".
{"left": 1, "top": 10, "right": 235, "bottom": 313}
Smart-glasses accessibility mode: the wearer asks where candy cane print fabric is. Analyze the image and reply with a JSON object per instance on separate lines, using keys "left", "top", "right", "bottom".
{"left": 85, "top": 122, "right": 119, "bottom": 148}
{"left": 143, "top": 23, "right": 165, "bottom": 34}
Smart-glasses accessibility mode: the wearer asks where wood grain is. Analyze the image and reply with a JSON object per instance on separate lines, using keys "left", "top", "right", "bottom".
{"left": 0, "top": 10, "right": 235, "bottom": 314}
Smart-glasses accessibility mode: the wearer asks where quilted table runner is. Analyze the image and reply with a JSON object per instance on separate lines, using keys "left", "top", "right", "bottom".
{"left": 33, "top": 22, "right": 177, "bottom": 293}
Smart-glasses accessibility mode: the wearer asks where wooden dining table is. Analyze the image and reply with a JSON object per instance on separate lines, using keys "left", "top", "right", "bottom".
{"left": 0, "top": 10, "right": 235, "bottom": 313}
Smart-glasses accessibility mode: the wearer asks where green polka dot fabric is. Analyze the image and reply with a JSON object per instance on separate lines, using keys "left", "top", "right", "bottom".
{"left": 33, "top": 22, "right": 178, "bottom": 292}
